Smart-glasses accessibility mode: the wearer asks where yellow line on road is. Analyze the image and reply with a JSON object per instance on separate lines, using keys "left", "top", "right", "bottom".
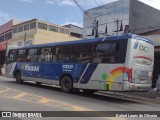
{"left": 72, "top": 106, "right": 88, "bottom": 111}
{"left": 38, "top": 98, "right": 50, "bottom": 104}
{"left": 0, "top": 85, "right": 89, "bottom": 111}
{"left": 0, "top": 88, "right": 10, "bottom": 93}
{"left": 12, "top": 92, "right": 27, "bottom": 99}
{"left": 0, "top": 85, "right": 127, "bottom": 120}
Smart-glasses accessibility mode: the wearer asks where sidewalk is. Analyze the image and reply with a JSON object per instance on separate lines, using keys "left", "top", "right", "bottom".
{"left": 99, "top": 89, "right": 160, "bottom": 104}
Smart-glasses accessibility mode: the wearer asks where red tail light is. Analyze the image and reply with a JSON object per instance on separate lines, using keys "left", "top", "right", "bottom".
{"left": 128, "top": 69, "right": 132, "bottom": 83}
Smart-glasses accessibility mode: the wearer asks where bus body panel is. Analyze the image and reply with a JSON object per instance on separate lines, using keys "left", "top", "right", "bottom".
{"left": 132, "top": 38, "right": 153, "bottom": 84}
{"left": 12, "top": 62, "right": 95, "bottom": 84}
{"left": 123, "top": 38, "right": 154, "bottom": 91}
{"left": 4, "top": 34, "right": 154, "bottom": 92}
{"left": 11, "top": 62, "right": 125, "bottom": 91}
{"left": 4, "top": 62, "right": 17, "bottom": 78}
{"left": 80, "top": 64, "right": 125, "bottom": 91}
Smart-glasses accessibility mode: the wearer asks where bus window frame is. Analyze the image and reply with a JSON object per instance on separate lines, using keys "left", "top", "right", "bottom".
{"left": 70, "top": 44, "right": 92, "bottom": 63}
{"left": 92, "top": 39, "right": 127, "bottom": 64}
{"left": 38, "top": 47, "right": 52, "bottom": 62}
{"left": 17, "top": 49, "right": 28, "bottom": 62}
{"left": 56, "top": 45, "right": 71, "bottom": 63}
{"left": 6, "top": 49, "right": 18, "bottom": 64}
{"left": 27, "top": 48, "right": 39, "bottom": 62}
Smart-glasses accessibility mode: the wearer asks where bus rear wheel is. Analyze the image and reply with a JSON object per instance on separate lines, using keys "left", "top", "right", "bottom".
{"left": 15, "top": 72, "right": 23, "bottom": 84}
{"left": 60, "top": 76, "right": 73, "bottom": 93}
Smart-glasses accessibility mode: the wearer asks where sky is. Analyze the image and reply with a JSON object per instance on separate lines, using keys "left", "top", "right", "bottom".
{"left": 0, "top": 0, "right": 160, "bottom": 27}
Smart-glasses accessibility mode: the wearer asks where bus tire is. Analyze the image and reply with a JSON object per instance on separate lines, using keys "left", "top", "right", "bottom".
{"left": 60, "top": 76, "right": 73, "bottom": 93}
{"left": 83, "top": 89, "right": 97, "bottom": 94}
{"left": 15, "top": 72, "right": 23, "bottom": 84}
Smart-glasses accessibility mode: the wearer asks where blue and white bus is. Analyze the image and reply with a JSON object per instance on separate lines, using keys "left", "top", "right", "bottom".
{"left": 5, "top": 34, "right": 154, "bottom": 93}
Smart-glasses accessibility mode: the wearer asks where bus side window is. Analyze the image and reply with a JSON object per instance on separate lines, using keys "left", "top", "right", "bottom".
{"left": 52, "top": 47, "right": 57, "bottom": 62}
{"left": 70, "top": 54, "right": 78, "bottom": 62}
{"left": 92, "top": 44, "right": 101, "bottom": 63}
{"left": 38, "top": 48, "right": 52, "bottom": 62}
{"left": 28, "top": 49, "right": 38, "bottom": 62}
{"left": 71, "top": 44, "right": 91, "bottom": 63}
{"left": 57, "top": 46, "right": 70, "bottom": 62}
{"left": 118, "top": 40, "right": 127, "bottom": 63}
{"left": 7, "top": 50, "right": 17, "bottom": 64}
{"left": 17, "top": 49, "right": 27, "bottom": 62}
{"left": 93, "top": 43, "right": 117, "bottom": 64}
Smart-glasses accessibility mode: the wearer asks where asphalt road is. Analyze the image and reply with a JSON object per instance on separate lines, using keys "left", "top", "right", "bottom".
{"left": 0, "top": 76, "right": 160, "bottom": 120}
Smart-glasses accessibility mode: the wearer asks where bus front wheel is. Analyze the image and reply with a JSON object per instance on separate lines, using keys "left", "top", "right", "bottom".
{"left": 15, "top": 72, "right": 23, "bottom": 84}
{"left": 60, "top": 76, "right": 73, "bottom": 93}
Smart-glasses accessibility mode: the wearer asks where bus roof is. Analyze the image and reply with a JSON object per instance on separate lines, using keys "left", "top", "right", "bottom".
{"left": 14, "top": 34, "right": 153, "bottom": 49}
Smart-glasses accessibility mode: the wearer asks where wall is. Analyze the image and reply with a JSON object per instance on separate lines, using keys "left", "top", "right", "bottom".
{"left": 34, "top": 29, "right": 80, "bottom": 44}
{"left": 83, "top": 0, "right": 130, "bottom": 38}
{"left": 0, "top": 20, "right": 13, "bottom": 34}
{"left": 145, "top": 34, "right": 160, "bottom": 45}
{"left": 11, "top": 19, "right": 80, "bottom": 46}
{"left": 12, "top": 29, "right": 36, "bottom": 46}
{"left": 129, "top": 0, "right": 160, "bottom": 34}
{"left": 64, "top": 24, "right": 83, "bottom": 35}
{"left": 0, "top": 19, "right": 21, "bottom": 34}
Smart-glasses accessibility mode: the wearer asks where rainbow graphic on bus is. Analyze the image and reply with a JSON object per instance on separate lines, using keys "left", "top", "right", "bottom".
{"left": 101, "top": 67, "right": 131, "bottom": 90}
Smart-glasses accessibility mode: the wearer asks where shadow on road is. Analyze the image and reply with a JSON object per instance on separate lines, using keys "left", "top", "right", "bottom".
{"left": 9, "top": 80, "right": 141, "bottom": 104}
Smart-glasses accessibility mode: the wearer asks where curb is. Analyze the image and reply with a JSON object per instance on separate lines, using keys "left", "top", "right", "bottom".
{"left": 98, "top": 91, "right": 160, "bottom": 104}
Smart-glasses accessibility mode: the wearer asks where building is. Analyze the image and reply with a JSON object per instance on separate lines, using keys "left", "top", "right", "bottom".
{"left": 12, "top": 19, "right": 80, "bottom": 46}
{"left": 0, "top": 19, "right": 21, "bottom": 65}
{"left": 63, "top": 24, "right": 83, "bottom": 38}
{"left": 83, "top": 0, "right": 160, "bottom": 38}
{"left": 138, "top": 29, "right": 160, "bottom": 45}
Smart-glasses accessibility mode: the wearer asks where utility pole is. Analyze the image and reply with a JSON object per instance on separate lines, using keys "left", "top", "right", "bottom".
{"left": 114, "top": 18, "right": 123, "bottom": 35}
{"left": 88, "top": 18, "right": 99, "bottom": 38}
{"left": 93, "top": 18, "right": 99, "bottom": 38}
{"left": 24, "top": 32, "right": 26, "bottom": 45}
{"left": 95, "top": 20, "right": 99, "bottom": 38}
{"left": 115, "top": 18, "right": 119, "bottom": 35}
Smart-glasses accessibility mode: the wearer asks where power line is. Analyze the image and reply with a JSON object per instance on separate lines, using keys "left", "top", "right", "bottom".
{"left": 42, "top": 16, "right": 51, "bottom": 22}
{"left": 73, "top": 0, "right": 90, "bottom": 17}
{"left": 98, "top": 0, "right": 120, "bottom": 35}
{"left": 68, "top": 4, "right": 84, "bottom": 23}
{"left": 93, "top": 0, "right": 115, "bottom": 21}
{"left": 77, "top": 0, "right": 160, "bottom": 36}
{"left": 85, "top": 18, "right": 128, "bottom": 28}
{"left": 74, "top": 0, "right": 124, "bottom": 36}
{"left": 94, "top": 0, "right": 101, "bottom": 6}
{"left": 98, "top": 0, "right": 115, "bottom": 21}
{"left": 73, "top": 0, "right": 100, "bottom": 38}
{"left": 92, "top": 0, "right": 117, "bottom": 36}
